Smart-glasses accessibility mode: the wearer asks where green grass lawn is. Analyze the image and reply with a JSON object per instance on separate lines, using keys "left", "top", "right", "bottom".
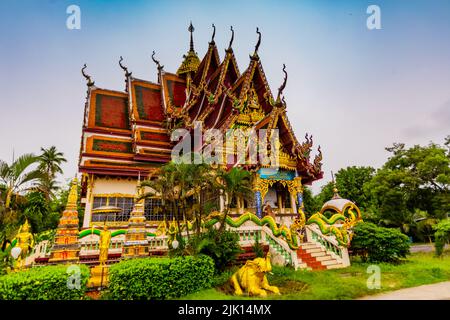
{"left": 181, "top": 250, "right": 450, "bottom": 300}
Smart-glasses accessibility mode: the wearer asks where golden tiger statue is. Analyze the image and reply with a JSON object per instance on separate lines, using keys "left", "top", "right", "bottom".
{"left": 230, "top": 253, "right": 280, "bottom": 297}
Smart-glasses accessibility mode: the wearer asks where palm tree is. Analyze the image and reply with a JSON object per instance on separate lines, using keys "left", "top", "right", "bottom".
{"left": 140, "top": 162, "right": 183, "bottom": 239}
{"left": 173, "top": 157, "right": 216, "bottom": 237}
{"left": 0, "top": 153, "right": 43, "bottom": 209}
{"left": 38, "top": 146, "right": 67, "bottom": 180}
{"left": 214, "top": 167, "right": 254, "bottom": 233}
{"left": 34, "top": 174, "right": 59, "bottom": 201}
{"left": 140, "top": 155, "right": 214, "bottom": 240}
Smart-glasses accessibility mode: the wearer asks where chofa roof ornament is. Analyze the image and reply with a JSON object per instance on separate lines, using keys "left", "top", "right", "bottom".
{"left": 276, "top": 64, "right": 288, "bottom": 104}
{"left": 210, "top": 23, "right": 216, "bottom": 45}
{"left": 228, "top": 26, "right": 234, "bottom": 50}
{"left": 81, "top": 64, "right": 94, "bottom": 87}
{"left": 151, "top": 51, "right": 164, "bottom": 72}
{"left": 119, "top": 56, "right": 132, "bottom": 77}
{"left": 254, "top": 27, "right": 261, "bottom": 56}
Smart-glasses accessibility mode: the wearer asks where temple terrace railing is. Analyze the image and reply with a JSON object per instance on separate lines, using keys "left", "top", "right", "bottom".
{"left": 305, "top": 224, "right": 350, "bottom": 267}
{"left": 227, "top": 224, "right": 301, "bottom": 270}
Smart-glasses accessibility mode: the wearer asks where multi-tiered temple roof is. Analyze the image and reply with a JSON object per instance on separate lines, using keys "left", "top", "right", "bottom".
{"left": 78, "top": 24, "right": 323, "bottom": 185}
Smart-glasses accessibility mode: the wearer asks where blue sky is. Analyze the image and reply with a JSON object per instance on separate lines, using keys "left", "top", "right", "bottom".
{"left": 0, "top": 0, "right": 449, "bottom": 193}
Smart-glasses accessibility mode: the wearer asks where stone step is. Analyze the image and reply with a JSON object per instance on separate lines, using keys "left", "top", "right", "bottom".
{"left": 305, "top": 247, "right": 325, "bottom": 254}
{"left": 297, "top": 263, "right": 309, "bottom": 269}
{"left": 315, "top": 255, "right": 334, "bottom": 262}
{"left": 300, "top": 243, "right": 320, "bottom": 250}
{"left": 321, "top": 259, "right": 340, "bottom": 266}
{"left": 310, "top": 251, "right": 327, "bottom": 257}
{"left": 326, "top": 263, "right": 345, "bottom": 269}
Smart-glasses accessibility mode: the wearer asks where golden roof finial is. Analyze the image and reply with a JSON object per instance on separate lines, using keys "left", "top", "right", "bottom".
{"left": 188, "top": 21, "right": 195, "bottom": 52}
{"left": 331, "top": 171, "right": 340, "bottom": 199}
{"left": 66, "top": 177, "right": 78, "bottom": 210}
{"left": 81, "top": 64, "right": 94, "bottom": 87}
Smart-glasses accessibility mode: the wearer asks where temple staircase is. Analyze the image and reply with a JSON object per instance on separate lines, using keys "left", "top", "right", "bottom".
{"left": 230, "top": 222, "right": 350, "bottom": 270}
{"left": 296, "top": 242, "right": 344, "bottom": 270}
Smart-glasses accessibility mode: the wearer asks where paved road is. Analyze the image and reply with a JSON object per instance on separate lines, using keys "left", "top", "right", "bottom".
{"left": 410, "top": 244, "right": 435, "bottom": 253}
{"left": 359, "top": 281, "right": 450, "bottom": 300}
{"left": 410, "top": 244, "right": 448, "bottom": 253}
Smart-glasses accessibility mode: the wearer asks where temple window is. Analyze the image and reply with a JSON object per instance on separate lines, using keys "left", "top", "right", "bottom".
{"left": 93, "top": 197, "right": 107, "bottom": 208}
{"left": 144, "top": 198, "right": 172, "bottom": 221}
{"left": 110, "top": 197, "right": 134, "bottom": 220}
{"left": 92, "top": 196, "right": 134, "bottom": 222}
{"left": 283, "top": 190, "right": 292, "bottom": 209}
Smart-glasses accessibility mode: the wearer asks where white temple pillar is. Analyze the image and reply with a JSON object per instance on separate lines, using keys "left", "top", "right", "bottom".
{"left": 219, "top": 191, "right": 225, "bottom": 212}
{"left": 277, "top": 192, "right": 283, "bottom": 212}
{"left": 83, "top": 199, "right": 92, "bottom": 228}
{"left": 290, "top": 193, "right": 297, "bottom": 213}
{"left": 82, "top": 175, "right": 94, "bottom": 228}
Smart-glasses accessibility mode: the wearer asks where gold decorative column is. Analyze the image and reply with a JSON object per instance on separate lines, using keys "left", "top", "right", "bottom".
{"left": 122, "top": 183, "right": 149, "bottom": 258}
{"left": 49, "top": 178, "right": 80, "bottom": 264}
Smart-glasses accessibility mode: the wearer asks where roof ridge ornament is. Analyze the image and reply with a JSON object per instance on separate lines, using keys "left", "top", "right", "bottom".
{"left": 188, "top": 21, "right": 195, "bottom": 52}
{"left": 254, "top": 27, "right": 261, "bottom": 56}
{"left": 228, "top": 26, "right": 234, "bottom": 50}
{"left": 152, "top": 51, "right": 164, "bottom": 72}
{"left": 81, "top": 64, "right": 94, "bottom": 87}
{"left": 119, "top": 56, "right": 132, "bottom": 77}
{"left": 210, "top": 23, "right": 216, "bottom": 45}
{"left": 276, "top": 64, "right": 288, "bottom": 103}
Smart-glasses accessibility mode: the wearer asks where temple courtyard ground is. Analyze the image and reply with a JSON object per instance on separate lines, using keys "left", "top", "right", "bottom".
{"left": 180, "top": 250, "right": 450, "bottom": 300}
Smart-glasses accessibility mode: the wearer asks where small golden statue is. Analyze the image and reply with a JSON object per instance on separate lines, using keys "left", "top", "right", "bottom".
{"left": 230, "top": 253, "right": 280, "bottom": 297}
{"left": 15, "top": 219, "right": 34, "bottom": 270}
{"left": 87, "top": 224, "right": 111, "bottom": 288}
{"left": 98, "top": 224, "right": 111, "bottom": 265}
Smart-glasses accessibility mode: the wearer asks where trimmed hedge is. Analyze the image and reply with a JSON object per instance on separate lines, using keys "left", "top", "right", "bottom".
{"left": 108, "top": 255, "right": 215, "bottom": 299}
{"left": 350, "top": 222, "right": 410, "bottom": 263}
{"left": 0, "top": 264, "right": 90, "bottom": 300}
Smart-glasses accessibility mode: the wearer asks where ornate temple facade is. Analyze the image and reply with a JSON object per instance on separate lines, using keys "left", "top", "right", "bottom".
{"left": 78, "top": 24, "right": 323, "bottom": 230}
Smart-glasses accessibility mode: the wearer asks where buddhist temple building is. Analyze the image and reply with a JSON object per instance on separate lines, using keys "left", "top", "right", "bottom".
{"left": 78, "top": 23, "right": 323, "bottom": 230}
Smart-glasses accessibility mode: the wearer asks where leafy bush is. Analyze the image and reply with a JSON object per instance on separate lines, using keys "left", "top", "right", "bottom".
{"left": 108, "top": 255, "right": 215, "bottom": 300}
{"left": 252, "top": 241, "right": 265, "bottom": 258}
{"left": 192, "top": 228, "right": 242, "bottom": 272}
{"left": 0, "top": 250, "right": 13, "bottom": 276}
{"left": 433, "top": 220, "right": 450, "bottom": 257}
{"left": 0, "top": 264, "right": 90, "bottom": 300}
{"left": 350, "top": 222, "right": 410, "bottom": 263}
{"left": 172, "top": 228, "right": 242, "bottom": 272}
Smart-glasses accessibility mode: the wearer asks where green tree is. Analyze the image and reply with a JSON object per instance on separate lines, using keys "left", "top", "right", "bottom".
{"left": 312, "top": 166, "right": 375, "bottom": 214}
{"left": 365, "top": 141, "right": 450, "bottom": 235}
{"left": 314, "top": 182, "right": 334, "bottom": 211}
{"left": 433, "top": 219, "right": 450, "bottom": 256}
{"left": 302, "top": 186, "right": 320, "bottom": 215}
{"left": 334, "top": 166, "right": 375, "bottom": 210}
